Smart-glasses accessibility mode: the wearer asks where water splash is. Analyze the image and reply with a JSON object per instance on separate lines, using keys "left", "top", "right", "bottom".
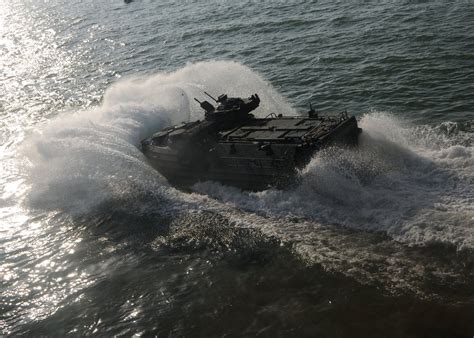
{"left": 18, "top": 61, "right": 295, "bottom": 216}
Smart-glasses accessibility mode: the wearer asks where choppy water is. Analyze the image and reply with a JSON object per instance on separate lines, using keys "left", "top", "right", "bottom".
{"left": 1, "top": 1, "right": 473, "bottom": 336}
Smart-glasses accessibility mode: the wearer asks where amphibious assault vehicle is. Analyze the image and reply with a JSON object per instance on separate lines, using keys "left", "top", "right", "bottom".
{"left": 141, "top": 93, "right": 361, "bottom": 190}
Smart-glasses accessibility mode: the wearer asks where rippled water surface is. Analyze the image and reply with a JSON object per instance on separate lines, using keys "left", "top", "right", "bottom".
{"left": 1, "top": 1, "right": 473, "bottom": 336}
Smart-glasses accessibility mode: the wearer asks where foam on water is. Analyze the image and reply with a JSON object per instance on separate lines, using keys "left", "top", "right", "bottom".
{"left": 16, "top": 60, "right": 472, "bottom": 253}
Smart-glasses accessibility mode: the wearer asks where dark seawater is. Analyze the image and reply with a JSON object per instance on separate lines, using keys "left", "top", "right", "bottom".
{"left": 1, "top": 1, "right": 473, "bottom": 336}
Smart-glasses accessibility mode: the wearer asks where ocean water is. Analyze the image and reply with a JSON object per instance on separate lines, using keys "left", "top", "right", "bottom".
{"left": 1, "top": 0, "right": 473, "bottom": 336}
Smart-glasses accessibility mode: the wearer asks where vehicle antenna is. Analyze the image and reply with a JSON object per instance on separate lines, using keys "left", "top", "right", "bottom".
{"left": 204, "top": 91, "right": 217, "bottom": 102}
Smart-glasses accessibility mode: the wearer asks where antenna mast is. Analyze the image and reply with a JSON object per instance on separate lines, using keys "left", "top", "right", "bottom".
{"left": 204, "top": 91, "right": 217, "bottom": 102}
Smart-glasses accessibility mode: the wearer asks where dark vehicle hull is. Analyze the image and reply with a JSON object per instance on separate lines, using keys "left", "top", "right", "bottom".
{"left": 142, "top": 115, "right": 360, "bottom": 191}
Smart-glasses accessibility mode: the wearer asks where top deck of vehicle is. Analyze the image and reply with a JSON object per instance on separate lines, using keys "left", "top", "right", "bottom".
{"left": 219, "top": 117, "right": 339, "bottom": 143}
